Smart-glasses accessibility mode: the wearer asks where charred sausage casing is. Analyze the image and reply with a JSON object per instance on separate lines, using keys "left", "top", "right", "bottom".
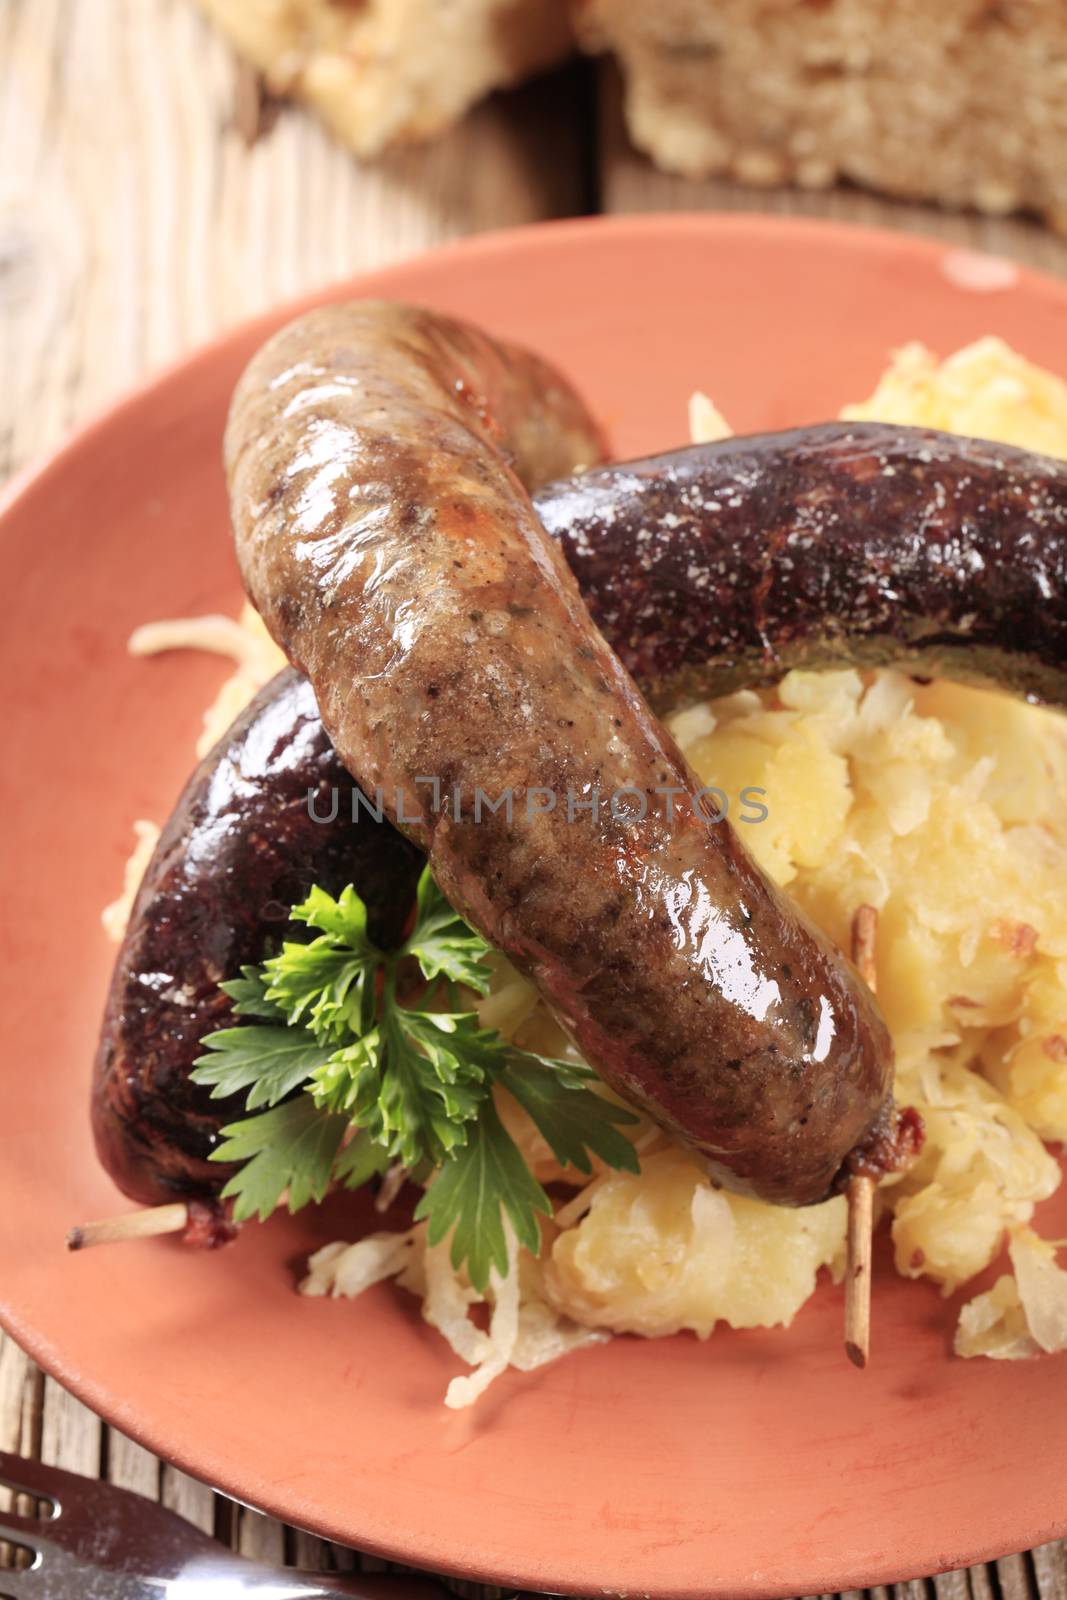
{"left": 225, "top": 301, "right": 894, "bottom": 1208}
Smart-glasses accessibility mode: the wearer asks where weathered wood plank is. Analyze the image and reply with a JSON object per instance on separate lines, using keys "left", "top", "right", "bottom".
{"left": 1033, "top": 1544, "right": 1067, "bottom": 1600}
{"left": 996, "top": 1552, "right": 1037, "bottom": 1600}
{"left": 0, "top": 0, "right": 588, "bottom": 479}
{"left": 159, "top": 1464, "right": 218, "bottom": 1536}
{"left": 106, "top": 1428, "right": 162, "bottom": 1499}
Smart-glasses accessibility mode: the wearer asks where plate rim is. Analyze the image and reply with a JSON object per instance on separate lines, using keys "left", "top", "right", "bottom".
{"left": 4, "top": 209, "right": 1067, "bottom": 1599}
{"left": 7, "top": 206, "right": 1066, "bottom": 528}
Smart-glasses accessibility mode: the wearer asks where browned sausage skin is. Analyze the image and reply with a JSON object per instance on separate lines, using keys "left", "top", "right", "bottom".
{"left": 93, "top": 321, "right": 604, "bottom": 1223}
{"left": 101, "top": 414, "right": 1067, "bottom": 1218}
{"left": 226, "top": 301, "right": 894, "bottom": 1209}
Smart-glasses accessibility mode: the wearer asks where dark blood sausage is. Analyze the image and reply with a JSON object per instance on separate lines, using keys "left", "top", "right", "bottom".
{"left": 225, "top": 302, "right": 894, "bottom": 1209}
{"left": 541, "top": 423, "right": 1067, "bottom": 713}
{"left": 104, "top": 415, "right": 1063, "bottom": 1222}
{"left": 91, "top": 668, "right": 424, "bottom": 1226}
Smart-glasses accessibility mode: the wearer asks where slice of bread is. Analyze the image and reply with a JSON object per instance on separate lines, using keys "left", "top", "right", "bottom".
{"left": 575, "top": 0, "right": 1067, "bottom": 230}
{"left": 195, "top": 0, "right": 574, "bottom": 157}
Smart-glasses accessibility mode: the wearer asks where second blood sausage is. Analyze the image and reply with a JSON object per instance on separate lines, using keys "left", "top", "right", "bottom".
{"left": 541, "top": 422, "right": 1067, "bottom": 712}
{"left": 225, "top": 301, "right": 894, "bottom": 1209}
{"left": 92, "top": 668, "right": 423, "bottom": 1215}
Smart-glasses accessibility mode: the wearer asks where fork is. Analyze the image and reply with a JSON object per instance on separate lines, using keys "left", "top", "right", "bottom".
{"left": 0, "top": 1451, "right": 451, "bottom": 1599}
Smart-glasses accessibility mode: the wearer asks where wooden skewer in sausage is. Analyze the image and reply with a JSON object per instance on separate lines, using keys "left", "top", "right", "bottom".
{"left": 846, "top": 905, "right": 881, "bottom": 1369}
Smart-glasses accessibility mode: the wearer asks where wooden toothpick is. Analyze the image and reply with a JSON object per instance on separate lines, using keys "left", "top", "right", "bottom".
{"left": 845, "top": 904, "right": 880, "bottom": 1369}
{"left": 851, "top": 903, "right": 879, "bottom": 992}
{"left": 844, "top": 1174, "right": 875, "bottom": 1369}
{"left": 66, "top": 1202, "right": 190, "bottom": 1251}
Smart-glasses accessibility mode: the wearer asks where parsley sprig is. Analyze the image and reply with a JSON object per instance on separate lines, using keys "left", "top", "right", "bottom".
{"left": 191, "top": 867, "right": 639, "bottom": 1291}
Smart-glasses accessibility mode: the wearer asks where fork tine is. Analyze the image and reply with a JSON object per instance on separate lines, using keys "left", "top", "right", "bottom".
{"left": 0, "top": 1455, "right": 60, "bottom": 1509}
{"left": 0, "top": 1509, "right": 45, "bottom": 1543}
{"left": 0, "top": 1501, "right": 43, "bottom": 1600}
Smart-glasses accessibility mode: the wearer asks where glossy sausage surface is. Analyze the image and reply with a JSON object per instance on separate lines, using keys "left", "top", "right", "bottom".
{"left": 92, "top": 668, "right": 423, "bottom": 1215}
{"left": 226, "top": 302, "right": 893, "bottom": 1208}
{"left": 541, "top": 423, "right": 1067, "bottom": 712}
{"left": 102, "top": 413, "right": 1064, "bottom": 1216}
{"left": 94, "top": 315, "right": 603, "bottom": 1218}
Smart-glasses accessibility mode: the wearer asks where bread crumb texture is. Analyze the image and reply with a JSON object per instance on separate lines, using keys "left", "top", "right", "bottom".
{"left": 575, "top": 0, "right": 1067, "bottom": 229}
{"left": 194, "top": 0, "right": 574, "bottom": 155}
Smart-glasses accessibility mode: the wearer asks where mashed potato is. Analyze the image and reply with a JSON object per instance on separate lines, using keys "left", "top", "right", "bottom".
{"left": 543, "top": 1151, "right": 847, "bottom": 1337}
{"left": 679, "top": 668, "right": 1067, "bottom": 1297}
{"left": 119, "top": 337, "right": 1067, "bottom": 1401}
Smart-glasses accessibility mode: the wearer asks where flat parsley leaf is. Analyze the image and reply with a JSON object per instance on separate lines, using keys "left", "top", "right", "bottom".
{"left": 498, "top": 1053, "right": 641, "bottom": 1177}
{"left": 214, "top": 1097, "right": 348, "bottom": 1222}
{"left": 414, "top": 1096, "right": 550, "bottom": 1292}
{"left": 308, "top": 1007, "right": 492, "bottom": 1167}
{"left": 401, "top": 869, "right": 493, "bottom": 996}
{"left": 220, "top": 966, "right": 287, "bottom": 1021}
{"left": 191, "top": 1025, "right": 332, "bottom": 1109}
{"left": 262, "top": 884, "right": 382, "bottom": 1042}
{"left": 197, "top": 871, "right": 642, "bottom": 1284}
{"left": 333, "top": 1129, "right": 391, "bottom": 1190}
{"left": 383, "top": 1008, "right": 495, "bottom": 1162}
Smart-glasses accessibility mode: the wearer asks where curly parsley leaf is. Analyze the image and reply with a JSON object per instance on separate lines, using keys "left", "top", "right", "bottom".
{"left": 262, "top": 940, "right": 379, "bottom": 1044}
{"left": 401, "top": 868, "right": 493, "bottom": 996}
{"left": 191, "top": 1025, "right": 332, "bottom": 1109}
{"left": 258, "top": 882, "right": 386, "bottom": 1043}
{"left": 499, "top": 1054, "right": 642, "bottom": 1177}
{"left": 214, "top": 1098, "right": 348, "bottom": 1222}
{"left": 308, "top": 1027, "right": 384, "bottom": 1118}
{"left": 291, "top": 882, "right": 372, "bottom": 944}
{"left": 414, "top": 1096, "right": 550, "bottom": 1292}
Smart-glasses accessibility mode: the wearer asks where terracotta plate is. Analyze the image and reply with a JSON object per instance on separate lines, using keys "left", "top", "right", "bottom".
{"left": 2, "top": 215, "right": 1066, "bottom": 1599}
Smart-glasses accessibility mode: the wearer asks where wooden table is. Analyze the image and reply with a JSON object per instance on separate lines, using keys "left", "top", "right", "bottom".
{"left": 3, "top": 4, "right": 1067, "bottom": 1594}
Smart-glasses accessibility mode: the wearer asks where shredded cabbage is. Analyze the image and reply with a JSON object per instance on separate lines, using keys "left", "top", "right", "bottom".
{"left": 119, "top": 336, "right": 1067, "bottom": 1403}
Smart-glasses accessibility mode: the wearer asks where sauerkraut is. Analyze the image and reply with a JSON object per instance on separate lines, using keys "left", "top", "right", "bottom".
{"left": 114, "top": 337, "right": 1067, "bottom": 1402}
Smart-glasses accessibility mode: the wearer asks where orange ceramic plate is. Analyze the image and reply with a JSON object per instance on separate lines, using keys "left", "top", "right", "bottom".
{"left": 2, "top": 215, "right": 1066, "bottom": 1600}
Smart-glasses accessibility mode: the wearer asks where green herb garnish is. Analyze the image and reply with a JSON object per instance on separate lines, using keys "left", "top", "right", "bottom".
{"left": 192, "top": 867, "right": 639, "bottom": 1291}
